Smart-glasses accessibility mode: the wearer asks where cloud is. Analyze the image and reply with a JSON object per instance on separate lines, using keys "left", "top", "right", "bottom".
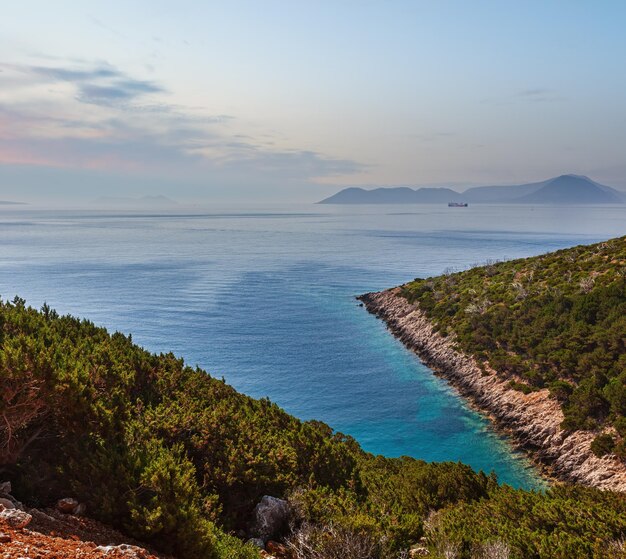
{"left": 518, "top": 88, "right": 550, "bottom": 98}
{"left": 407, "top": 132, "right": 454, "bottom": 143}
{"left": 78, "top": 80, "right": 163, "bottom": 104}
{"left": 481, "top": 88, "right": 565, "bottom": 106}
{"left": 20, "top": 62, "right": 165, "bottom": 106}
{"left": 215, "top": 148, "right": 364, "bottom": 179}
{"left": 516, "top": 88, "right": 564, "bottom": 103}
{"left": 0, "top": 58, "right": 363, "bottom": 198}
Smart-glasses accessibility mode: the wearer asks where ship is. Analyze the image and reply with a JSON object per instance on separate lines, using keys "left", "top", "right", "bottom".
{"left": 448, "top": 202, "right": 468, "bottom": 207}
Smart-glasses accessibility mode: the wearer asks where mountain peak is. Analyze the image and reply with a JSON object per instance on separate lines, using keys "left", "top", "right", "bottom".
{"left": 518, "top": 174, "right": 624, "bottom": 204}
{"left": 556, "top": 173, "right": 590, "bottom": 181}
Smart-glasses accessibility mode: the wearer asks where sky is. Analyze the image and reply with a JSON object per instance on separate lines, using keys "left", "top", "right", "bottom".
{"left": 1, "top": 0, "right": 626, "bottom": 204}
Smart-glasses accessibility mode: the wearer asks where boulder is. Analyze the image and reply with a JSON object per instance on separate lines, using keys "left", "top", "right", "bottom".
{"left": 0, "top": 507, "right": 32, "bottom": 529}
{"left": 96, "top": 544, "right": 150, "bottom": 558}
{"left": 246, "top": 537, "right": 265, "bottom": 549}
{"left": 0, "top": 481, "right": 11, "bottom": 495}
{"left": 56, "top": 498, "right": 79, "bottom": 514}
{"left": 251, "top": 496, "right": 290, "bottom": 542}
{"left": 0, "top": 498, "right": 14, "bottom": 510}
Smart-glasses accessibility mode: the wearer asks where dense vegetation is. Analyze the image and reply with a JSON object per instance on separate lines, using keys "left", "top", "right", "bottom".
{"left": 1, "top": 294, "right": 625, "bottom": 558}
{"left": 428, "top": 485, "right": 626, "bottom": 559}
{"left": 401, "top": 236, "right": 626, "bottom": 457}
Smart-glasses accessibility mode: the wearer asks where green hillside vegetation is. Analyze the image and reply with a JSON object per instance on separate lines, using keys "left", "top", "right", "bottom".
{"left": 1, "top": 295, "right": 625, "bottom": 558}
{"left": 401, "top": 236, "right": 626, "bottom": 458}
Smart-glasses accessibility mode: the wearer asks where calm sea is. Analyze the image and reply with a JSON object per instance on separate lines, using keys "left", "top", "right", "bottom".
{"left": 1, "top": 203, "right": 625, "bottom": 489}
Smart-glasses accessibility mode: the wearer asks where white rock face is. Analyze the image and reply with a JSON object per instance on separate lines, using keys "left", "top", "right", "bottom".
{"left": 360, "top": 288, "right": 626, "bottom": 492}
{"left": 0, "top": 506, "right": 32, "bottom": 529}
{"left": 95, "top": 544, "right": 151, "bottom": 558}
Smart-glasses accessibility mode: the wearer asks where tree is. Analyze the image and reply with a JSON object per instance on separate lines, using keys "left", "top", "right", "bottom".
{"left": 0, "top": 368, "right": 47, "bottom": 468}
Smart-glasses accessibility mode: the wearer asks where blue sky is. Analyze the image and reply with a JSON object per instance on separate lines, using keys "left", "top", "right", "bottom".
{"left": 1, "top": 1, "right": 625, "bottom": 203}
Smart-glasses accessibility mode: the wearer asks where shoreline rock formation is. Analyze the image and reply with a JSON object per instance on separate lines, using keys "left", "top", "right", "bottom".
{"left": 358, "top": 288, "right": 626, "bottom": 491}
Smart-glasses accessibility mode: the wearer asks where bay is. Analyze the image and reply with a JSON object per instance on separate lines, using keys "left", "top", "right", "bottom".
{"left": 1, "top": 203, "right": 624, "bottom": 490}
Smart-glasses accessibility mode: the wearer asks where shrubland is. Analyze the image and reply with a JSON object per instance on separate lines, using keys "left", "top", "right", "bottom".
{"left": 401, "top": 236, "right": 626, "bottom": 458}
{"left": 1, "top": 282, "right": 625, "bottom": 558}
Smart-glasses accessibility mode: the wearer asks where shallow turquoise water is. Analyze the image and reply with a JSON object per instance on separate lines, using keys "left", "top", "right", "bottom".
{"left": 1, "top": 203, "right": 625, "bottom": 489}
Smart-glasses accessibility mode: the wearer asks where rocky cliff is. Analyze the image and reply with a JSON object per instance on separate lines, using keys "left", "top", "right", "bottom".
{"left": 359, "top": 288, "right": 626, "bottom": 491}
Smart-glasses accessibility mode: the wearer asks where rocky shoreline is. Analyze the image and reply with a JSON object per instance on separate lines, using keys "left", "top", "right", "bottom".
{"left": 358, "top": 288, "right": 626, "bottom": 492}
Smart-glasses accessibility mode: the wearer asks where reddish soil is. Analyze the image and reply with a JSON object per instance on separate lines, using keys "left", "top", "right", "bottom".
{"left": 0, "top": 507, "right": 173, "bottom": 559}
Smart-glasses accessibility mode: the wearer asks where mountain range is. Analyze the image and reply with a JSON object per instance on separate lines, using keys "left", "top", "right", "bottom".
{"left": 318, "top": 174, "right": 626, "bottom": 205}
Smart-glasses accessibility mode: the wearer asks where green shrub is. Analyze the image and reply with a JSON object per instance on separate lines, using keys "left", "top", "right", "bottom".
{"left": 427, "top": 485, "right": 626, "bottom": 559}
{"left": 591, "top": 434, "right": 616, "bottom": 457}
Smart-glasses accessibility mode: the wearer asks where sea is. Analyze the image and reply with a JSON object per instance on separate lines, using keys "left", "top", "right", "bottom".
{"left": 1, "top": 202, "right": 625, "bottom": 490}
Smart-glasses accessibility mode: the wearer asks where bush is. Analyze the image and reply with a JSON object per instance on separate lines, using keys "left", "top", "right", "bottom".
{"left": 591, "top": 434, "right": 616, "bottom": 457}
{"left": 287, "top": 522, "right": 385, "bottom": 559}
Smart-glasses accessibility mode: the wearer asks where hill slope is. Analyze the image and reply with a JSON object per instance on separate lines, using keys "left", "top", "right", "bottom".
{"left": 401, "top": 235, "right": 626, "bottom": 435}
{"left": 1, "top": 295, "right": 626, "bottom": 558}
{"left": 360, "top": 236, "right": 626, "bottom": 491}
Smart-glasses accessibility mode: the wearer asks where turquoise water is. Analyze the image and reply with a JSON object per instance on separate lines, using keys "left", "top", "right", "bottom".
{"left": 1, "top": 203, "right": 625, "bottom": 489}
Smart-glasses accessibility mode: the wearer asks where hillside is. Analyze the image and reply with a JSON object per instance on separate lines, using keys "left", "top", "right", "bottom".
{"left": 400, "top": 236, "right": 626, "bottom": 437}
{"left": 319, "top": 175, "right": 626, "bottom": 204}
{"left": 1, "top": 296, "right": 626, "bottom": 558}
{"left": 360, "top": 236, "right": 626, "bottom": 494}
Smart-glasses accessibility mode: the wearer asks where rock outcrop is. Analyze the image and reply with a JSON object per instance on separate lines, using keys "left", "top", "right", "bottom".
{"left": 359, "top": 288, "right": 626, "bottom": 491}
{"left": 0, "top": 481, "right": 167, "bottom": 559}
{"left": 0, "top": 506, "right": 32, "bottom": 529}
{"left": 250, "top": 496, "right": 291, "bottom": 543}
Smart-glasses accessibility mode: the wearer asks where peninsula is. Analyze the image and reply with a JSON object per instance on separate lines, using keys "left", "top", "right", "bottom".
{"left": 359, "top": 236, "right": 626, "bottom": 491}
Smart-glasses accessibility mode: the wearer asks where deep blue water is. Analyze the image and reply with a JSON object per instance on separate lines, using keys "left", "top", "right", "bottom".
{"left": 1, "top": 203, "right": 625, "bottom": 490}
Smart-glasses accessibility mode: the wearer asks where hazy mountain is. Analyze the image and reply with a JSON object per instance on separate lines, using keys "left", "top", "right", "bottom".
{"left": 319, "top": 186, "right": 464, "bottom": 204}
{"left": 462, "top": 179, "right": 551, "bottom": 202}
{"left": 319, "top": 175, "right": 626, "bottom": 204}
{"left": 93, "top": 195, "right": 179, "bottom": 208}
{"left": 514, "top": 175, "right": 625, "bottom": 204}
{"left": 0, "top": 200, "right": 26, "bottom": 205}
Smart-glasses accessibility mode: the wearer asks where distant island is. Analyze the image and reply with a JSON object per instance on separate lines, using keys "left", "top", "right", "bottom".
{"left": 92, "top": 195, "right": 179, "bottom": 208}
{"left": 0, "top": 200, "right": 26, "bottom": 206}
{"left": 319, "top": 174, "right": 626, "bottom": 205}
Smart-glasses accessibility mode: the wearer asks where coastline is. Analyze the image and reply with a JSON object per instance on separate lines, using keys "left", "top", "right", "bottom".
{"left": 358, "top": 287, "right": 626, "bottom": 492}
